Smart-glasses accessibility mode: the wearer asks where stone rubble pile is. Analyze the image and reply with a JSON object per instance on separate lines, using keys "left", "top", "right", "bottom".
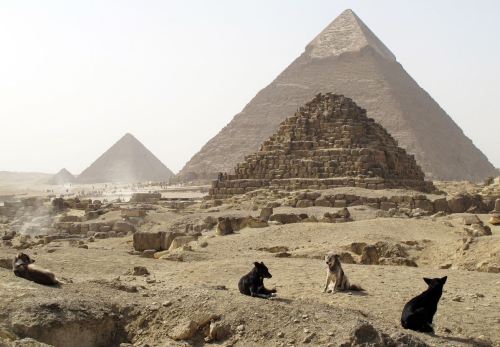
{"left": 209, "top": 94, "right": 434, "bottom": 199}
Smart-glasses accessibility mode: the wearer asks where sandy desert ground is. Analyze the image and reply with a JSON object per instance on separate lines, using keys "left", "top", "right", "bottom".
{"left": 0, "top": 181, "right": 499, "bottom": 347}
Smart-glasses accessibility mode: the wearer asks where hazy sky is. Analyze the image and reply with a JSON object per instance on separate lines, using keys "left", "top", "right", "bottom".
{"left": 1, "top": 0, "right": 499, "bottom": 174}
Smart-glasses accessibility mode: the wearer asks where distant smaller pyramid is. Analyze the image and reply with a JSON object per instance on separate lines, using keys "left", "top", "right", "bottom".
{"left": 76, "top": 133, "right": 174, "bottom": 184}
{"left": 48, "top": 168, "right": 75, "bottom": 185}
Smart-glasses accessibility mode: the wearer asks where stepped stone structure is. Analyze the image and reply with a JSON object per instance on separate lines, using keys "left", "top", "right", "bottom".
{"left": 76, "top": 133, "right": 174, "bottom": 184}
{"left": 180, "top": 9, "right": 496, "bottom": 182}
{"left": 209, "top": 94, "right": 434, "bottom": 199}
{"left": 48, "top": 168, "right": 75, "bottom": 185}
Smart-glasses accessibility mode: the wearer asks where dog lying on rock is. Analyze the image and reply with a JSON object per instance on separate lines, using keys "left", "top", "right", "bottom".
{"left": 238, "top": 262, "right": 277, "bottom": 299}
{"left": 12, "top": 252, "right": 60, "bottom": 286}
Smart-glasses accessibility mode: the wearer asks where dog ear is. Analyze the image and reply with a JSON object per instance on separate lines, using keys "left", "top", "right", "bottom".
{"left": 440, "top": 276, "right": 447, "bottom": 284}
{"left": 254, "top": 262, "right": 260, "bottom": 267}
{"left": 423, "top": 278, "right": 433, "bottom": 286}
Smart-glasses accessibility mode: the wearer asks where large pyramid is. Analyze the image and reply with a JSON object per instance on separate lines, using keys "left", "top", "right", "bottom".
{"left": 209, "top": 94, "right": 433, "bottom": 199}
{"left": 180, "top": 9, "right": 496, "bottom": 182}
{"left": 76, "top": 133, "right": 174, "bottom": 183}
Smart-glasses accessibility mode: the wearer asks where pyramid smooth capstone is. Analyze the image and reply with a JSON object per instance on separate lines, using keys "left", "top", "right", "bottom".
{"left": 179, "top": 9, "right": 496, "bottom": 181}
{"left": 209, "top": 93, "right": 434, "bottom": 199}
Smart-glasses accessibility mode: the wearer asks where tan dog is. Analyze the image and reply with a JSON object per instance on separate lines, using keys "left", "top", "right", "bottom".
{"left": 323, "top": 254, "right": 363, "bottom": 292}
{"left": 13, "top": 253, "right": 60, "bottom": 286}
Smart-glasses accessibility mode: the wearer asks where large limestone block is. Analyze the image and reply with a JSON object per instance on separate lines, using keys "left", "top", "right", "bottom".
{"left": 216, "top": 217, "right": 234, "bottom": 236}
{"left": 433, "top": 198, "right": 449, "bottom": 213}
{"left": 448, "top": 196, "right": 467, "bottom": 213}
{"left": 133, "top": 232, "right": 163, "bottom": 251}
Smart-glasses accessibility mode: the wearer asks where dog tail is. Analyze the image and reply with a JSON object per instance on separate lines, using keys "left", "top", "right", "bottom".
{"left": 349, "top": 283, "right": 364, "bottom": 291}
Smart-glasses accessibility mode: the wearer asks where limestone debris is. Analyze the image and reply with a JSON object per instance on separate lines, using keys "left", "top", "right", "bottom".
{"left": 209, "top": 94, "right": 434, "bottom": 199}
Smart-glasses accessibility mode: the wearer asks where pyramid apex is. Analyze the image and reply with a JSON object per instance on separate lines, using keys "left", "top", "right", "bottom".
{"left": 341, "top": 8, "right": 355, "bottom": 15}
{"left": 306, "top": 9, "right": 396, "bottom": 61}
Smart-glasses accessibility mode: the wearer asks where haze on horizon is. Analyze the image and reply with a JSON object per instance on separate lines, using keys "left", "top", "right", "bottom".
{"left": 0, "top": 0, "right": 499, "bottom": 175}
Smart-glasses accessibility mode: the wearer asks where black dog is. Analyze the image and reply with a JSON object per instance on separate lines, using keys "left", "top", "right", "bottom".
{"left": 238, "top": 262, "right": 277, "bottom": 299}
{"left": 401, "top": 276, "right": 447, "bottom": 333}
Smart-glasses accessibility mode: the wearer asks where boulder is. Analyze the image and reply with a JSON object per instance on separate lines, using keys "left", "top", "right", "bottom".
{"left": 169, "top": 320, "right": 199, "bottom": 341}
{"left": 360, "top": 245, "right": 379, "bottom": 265}
{"left": 305, "top": 192, "right": 321, "bottom": 200}
{"left": 462, "top": 215, "right": 481, "bottom": 225}
{"left": 296, "top": 199, "right": 313, "bottom": 208}
{"left": 112, "top": 222, "right": 136, "bottom": 233}
{"left": 349, "top": 322, "right": 383, "bottom": 346}
{"left": 447, "top": 195, "right": 467, "bottom": 213}
{"left": 338, "top": 252, "right": 356, "bottom": 264}
{"left": 489, "top": 215, "right": 500, "bottom": 225}
{"left": 433, "top": 197, "right": 449, "bottom": 213}
{"left": 314, "top": 198, "right": 331, "bottom": 207}
{"left": 380, "top": 201, "right": 397, "bottom": 211}
{"left": 205, "top": 322, "right": 231, "bottom": 342}
{"left": 230, "top": 217, "right": 251, "bottom": 231}
{"left": 476, "top": 261, "right": 500, "bottom": 273}
{"left": 169, "top": 236, "right": 197, "bottom": 250}
{"left": 414, "top": 199, "right": 434, "bottom": 213}
{"left": 161, "top": 232, "right": 182, "bottom": 250}
{"left": 88, "top": 222, "right": 105, "bottom": 232}
{"left": 132, "top": 266, "right": 150, "bottom": 276}
{"left": 348, "top": 242, "right": 367, "bottom": 255}
{"left": 215, "top": 217, "right": 233, "bottom": 236}
{"left": 464, "top": 223, "right": 492, "bottom": 237}
{"left": 495, "top": 198, "right": 500, "bottom": 213}
{"left": 203, "top": 216, "right": 218, "bottom": 229}
{"left": 99, "top": 225, "right": 111, "bottom": 233}
{"left": 259, "top": 207, "right": 273, "bottom": 221}
{"left": 333, "top": 200, "right": 347, "bottom": 208}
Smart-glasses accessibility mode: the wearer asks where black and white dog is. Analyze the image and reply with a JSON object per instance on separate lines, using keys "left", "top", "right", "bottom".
{"left": 401, "top": 276, "right": 447, "bottom": 333}
{"left": 238, "top": 262, "right": 277, "bottom": 299}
